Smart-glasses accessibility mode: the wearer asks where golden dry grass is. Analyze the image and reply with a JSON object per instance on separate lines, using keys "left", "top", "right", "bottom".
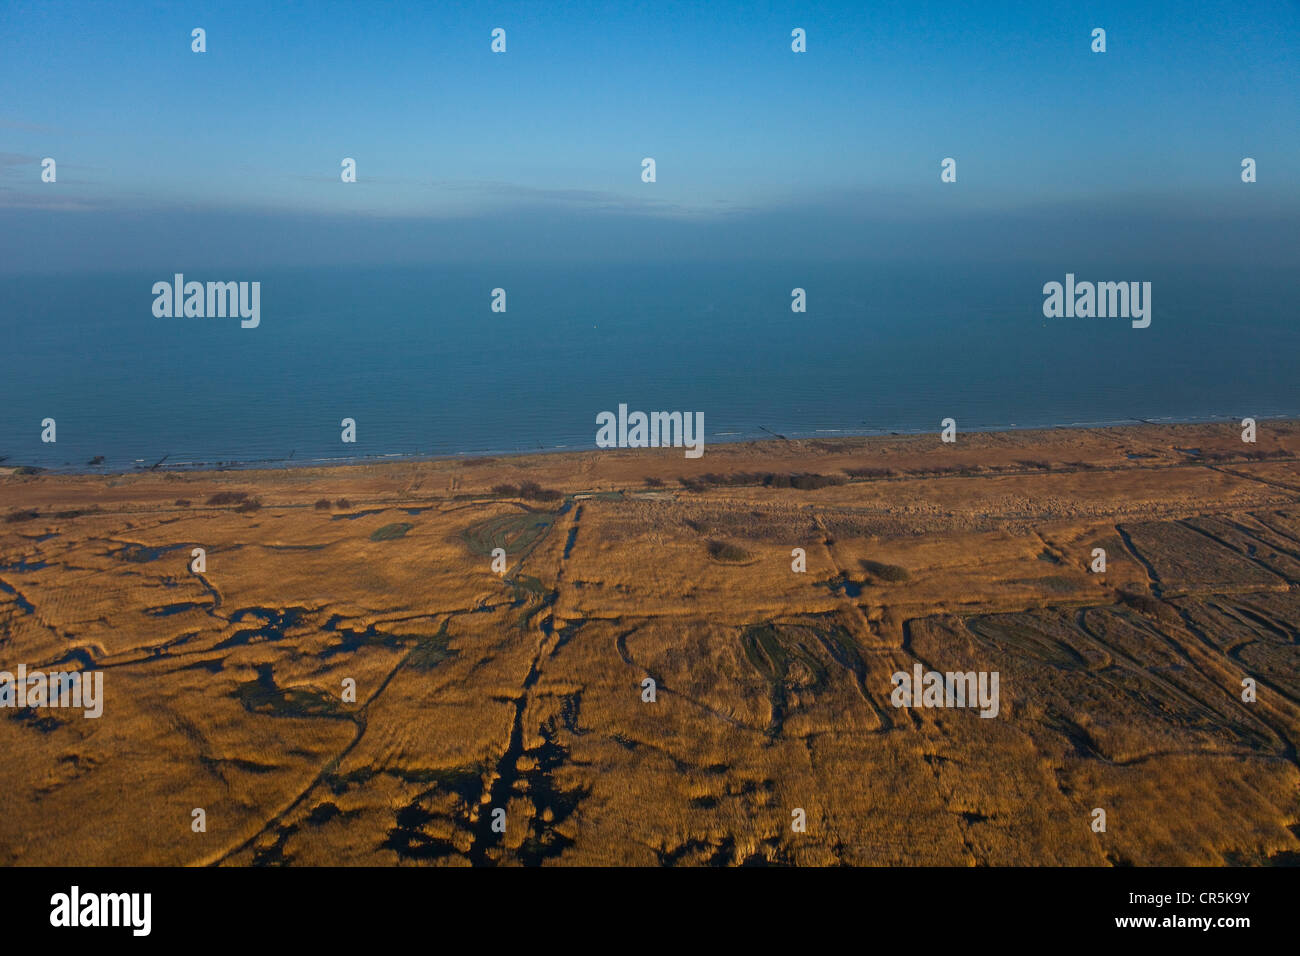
{"left": 1, "top": 421, "right": 1298, "bottom": 865}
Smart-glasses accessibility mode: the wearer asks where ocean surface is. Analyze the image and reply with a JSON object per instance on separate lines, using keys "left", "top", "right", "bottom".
{"left": 2, "top": 261, "right": 1298, "bottom": 472}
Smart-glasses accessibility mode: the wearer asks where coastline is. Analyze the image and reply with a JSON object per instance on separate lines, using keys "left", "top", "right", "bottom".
{"left": 4, "top": 418, "right": 1297, "bottom": 515}
{"left": 2, "top": 412, "right": 1296, "bottom": 480}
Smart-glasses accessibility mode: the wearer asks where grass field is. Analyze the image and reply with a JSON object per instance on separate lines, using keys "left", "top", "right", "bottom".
{"left": 1, "top": 421, "right": 1298, "bottom": 865}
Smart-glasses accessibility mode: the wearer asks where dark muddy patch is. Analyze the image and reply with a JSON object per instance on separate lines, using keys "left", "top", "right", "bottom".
{"left": 144, "top": 601, "right": 206, "bottom": 617}
{"left": 10, "top": 706, "right": 63, "bottom": 733}
{"left": 215, "top": 606, "right": 311, "bottom": 650}
{"left": 235, "top": 663, "right": 344, "bottom": 719}
{"left": 110, "top": 542, "right": 189, "bottom": 563}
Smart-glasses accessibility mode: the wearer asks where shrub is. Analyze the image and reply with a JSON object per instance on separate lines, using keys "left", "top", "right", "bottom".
{"left": 518, "top": 480, "right": 562, "bottom": 501}
{"left": 859, "top": 558, "right": 910, "bottom": 582}
{"left": 492, "top": 481, "right": 562, "bottom": 501}
{"left": 909, "top": 464, "right": 980, "bottom": 477}
{"left": 1117, "top": 588, "right": 1180, "bottom": 625}
{"left": 1203, "top": 449, "right": 1288, "bottom": 463}
{"left": 314, "top": 499, "right": 331, "bottom": 510}
{"left": 370, "top": 522, "right": 413, "bottom": 542}
{"left": 206, "top": 491, "right": 248, "bottom": 506}
{"left": 677, "top": 471, "right": 847, "bottom": 491}
{"left": 707, "top": 540, "right": 752, "bottom": 563}
{"left": 788, "top": 473, "right": 847, "bottom": 490}
{"left": 53, "top": 507, "right": 101, "bottom": 518}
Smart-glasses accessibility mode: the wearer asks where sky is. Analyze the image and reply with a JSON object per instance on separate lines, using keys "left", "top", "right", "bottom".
{"left": 1, "top": 0, "right": 1297, "bottom": 272}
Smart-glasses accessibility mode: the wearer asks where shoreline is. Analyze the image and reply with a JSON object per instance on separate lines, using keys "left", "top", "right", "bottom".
{"left": 2, "top": 412, "right": 1295, "bottom": 480}
{"left": 3, "top": 418, "right": 1297, "bottom": 516}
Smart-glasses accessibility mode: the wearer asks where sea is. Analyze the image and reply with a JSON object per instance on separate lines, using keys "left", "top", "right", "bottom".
{"left": 2, "top": 260, "right": 1297, "bottom": 473}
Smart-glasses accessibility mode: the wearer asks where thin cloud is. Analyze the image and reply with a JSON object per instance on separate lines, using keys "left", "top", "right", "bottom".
{"left": 0, "top": 117, "right": 58, "bottom": 134}
{"left": 0, "top": 152, "right": 41, "bottom": 171}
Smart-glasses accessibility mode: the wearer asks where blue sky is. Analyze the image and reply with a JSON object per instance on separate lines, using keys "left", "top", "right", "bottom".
{"left": 1, "top": 0, "right": 1297, "bottom": 270}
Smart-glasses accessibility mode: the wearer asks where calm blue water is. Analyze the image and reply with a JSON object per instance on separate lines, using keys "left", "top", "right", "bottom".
{"left": 2, "top": 261, "right": 1298, "bottom": 472}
